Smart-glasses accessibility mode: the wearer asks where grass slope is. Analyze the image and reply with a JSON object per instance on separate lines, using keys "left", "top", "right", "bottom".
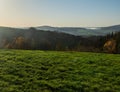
{"left": 0, "top": 50, "right": 120, "bottom": 92}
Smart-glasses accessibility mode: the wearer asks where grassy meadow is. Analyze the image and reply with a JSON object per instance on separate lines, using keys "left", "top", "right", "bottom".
{"left": 0, "top": 49, "right": 120, "bottom": 92}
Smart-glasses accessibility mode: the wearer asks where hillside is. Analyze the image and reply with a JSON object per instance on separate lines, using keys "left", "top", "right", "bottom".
{"left": 0, "top": 25, "right": 120, "bottom": 53}
{"left": 0, "top": 27, "right": 102, "bottom": 52}
{"left": 0, "top": 50, "right": 120, "bottom": 92}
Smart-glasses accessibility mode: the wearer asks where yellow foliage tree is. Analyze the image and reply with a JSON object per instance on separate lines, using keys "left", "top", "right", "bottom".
{"left": 103, "top": 39, "right": 116, "bottom": 53}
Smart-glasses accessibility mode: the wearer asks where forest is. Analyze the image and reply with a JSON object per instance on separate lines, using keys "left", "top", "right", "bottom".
{"left": 0, "top": 27, "right": 120, "bottom": 53}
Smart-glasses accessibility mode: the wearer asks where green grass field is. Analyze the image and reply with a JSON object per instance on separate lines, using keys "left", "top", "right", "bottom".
{"left": 0, "top": 50, "right": 120, "bottom": 92}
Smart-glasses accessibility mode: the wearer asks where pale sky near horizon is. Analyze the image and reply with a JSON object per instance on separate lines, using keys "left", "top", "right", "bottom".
{"left": 0, "top": 0, "right": 120, "bottom": 27}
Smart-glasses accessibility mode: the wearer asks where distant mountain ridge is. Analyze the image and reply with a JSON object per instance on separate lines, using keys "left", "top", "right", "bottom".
{"left": 34, "top": 25, "right": 120, "bottom": 36}
{"left": 0, "top": 25, "right": 120, "bottom": 36}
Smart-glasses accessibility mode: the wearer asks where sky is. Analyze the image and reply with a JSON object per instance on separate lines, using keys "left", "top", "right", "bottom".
{"left": 0, "top": 0, "right": 120, "bottom": 27}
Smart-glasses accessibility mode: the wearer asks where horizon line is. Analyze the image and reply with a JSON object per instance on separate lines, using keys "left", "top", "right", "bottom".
{"left": 0, "top": 24, "right": 120, "bottom": 28}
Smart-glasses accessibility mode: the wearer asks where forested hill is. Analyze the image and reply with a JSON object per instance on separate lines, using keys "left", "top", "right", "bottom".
{"left": 0, "top": 27, "right": 101, "bottom": 51}
{"left": 0, "top": 26, "right": 120, "bottom": 53}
